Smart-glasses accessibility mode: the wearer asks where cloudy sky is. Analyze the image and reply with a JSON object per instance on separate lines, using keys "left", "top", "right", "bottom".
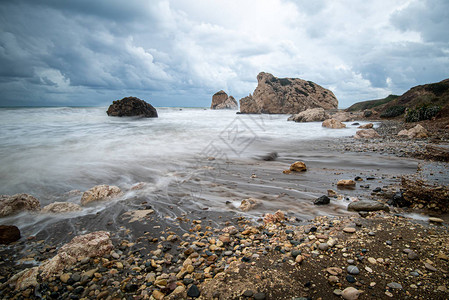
{"left": 0, "top": 0, "right": 448, "bottom": 108}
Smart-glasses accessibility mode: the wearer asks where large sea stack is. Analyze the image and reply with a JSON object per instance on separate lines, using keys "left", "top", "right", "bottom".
{"left": 239, "top": 72, "right": 338, "bottom": 114}
{"left": 210, "top": 90, "right": 238, "bottom": 110}
{"left": 107, "top": 97, "right": 158, "bottom": 118}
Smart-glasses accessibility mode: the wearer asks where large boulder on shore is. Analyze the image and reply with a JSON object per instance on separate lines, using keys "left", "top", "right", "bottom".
{"left": 106, "top": 97, "right": 158, "bottom": 117}
{"left": 398, "top": 124, "right": 429, "bottom": 139}
{"left": 8, "top": 231, "right": 113, "bottom": 290}
{"left": 211, "top": 90, "right": 238, "bottom": 109}
{"left": 0, "top": 194, "right": 40, "bottom": 217}
{"left": 288, "top": 107, "right": 329, "bottom": 122}
{"left": 239, "top": 72, "right": 338, "bottom": 114}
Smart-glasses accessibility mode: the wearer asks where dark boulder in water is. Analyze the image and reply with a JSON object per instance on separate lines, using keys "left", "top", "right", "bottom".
{"left": 106, "top": 97, "right": 158, "bottom": 118}
{"left": 0, "top": 225, "right": 21, "bottom": 244}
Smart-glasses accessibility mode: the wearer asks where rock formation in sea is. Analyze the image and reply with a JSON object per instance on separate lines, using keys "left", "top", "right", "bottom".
{"left": 210, "top": 90, "right": 238, "bottom": 109}
{"left": 0, "top": 194, "right": 40, "bottom": 217}
{"left": 106, "top": 97, "right": 158, "bottom": 118}
{"left": 239, "top": 72, "right": 338, "bottom": 114}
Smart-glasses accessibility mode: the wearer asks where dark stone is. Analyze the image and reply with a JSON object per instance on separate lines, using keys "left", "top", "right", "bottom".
{"left": 183, "top": 278, "right": 194, "bottom": 285}
{"left": 291, "top": 250, "right": 301, "bottom": 257}
{"left": 262, "top": 152, "right": 278, "bottom": 161}
{"left": 352, "top": 122, "right": 360, "bottom": 125}
{"left": 358, "top": 211, "right": 369, "bottom": 218}
{"left": 354, "top": 176, "right": 363, "bottom": 181}
{"left": 243, "top": 290, "right": 254, "bottom": 297}
{"left": 254, "top": 292, "right": 266, "bottom": 300}
{"left": 390, "top": 192, "right": 411, "bottom": 207}
{"left": 314, "top": 195, "right": 330, "bottom": 205}
{"left": 373, "top": 187, "right": 382, "bottom": 193}
{"left": 309, "top": 226, "right": 317, "bottom": 232}
{"left": 346, "top": 275, "right": 356, "bottom": 283}
{"left": 124, "top": 283, "right": 138, "bottom": 293}
{"left": 0, "top": 225, "right": 21, "bottom": 244}
{"left": 106, "top": 97, "right": 158, "bottom": 118}
{"left": 187, "top": 284, "right": 200, "bottom": 298}
{"left": 242, "top": 256, "right": 251, "bottom": 262}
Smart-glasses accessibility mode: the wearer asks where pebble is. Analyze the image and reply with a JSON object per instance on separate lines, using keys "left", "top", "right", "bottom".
{"left": 152, "top": 290, "right": 165, "bottom": 300}
{"left": 224, "top": 251, "right": 233, "bottom": 256}
{"left": 368, "top": 257, "right": 377, "bottom": 264}
{"left": 254, "top": 292, "right": 266, "bottom": 300}
{"left": 111, "top": 252, "right": 120, "bottom": 259}
{"left": 291, "top": 250, "right": 301, "bottom": 257}
{"left": 187, "top": 284, "right": 200, "bottom": 298}
{"left": 410, "top": 271, "right": 420, "bottom": 277}
{"left": 347, "top": 259, "right": 355, "bottom": 264}
{"left": 295, "top": 255, "right": 304, "bottom": 264}
{"left": 343, "top": 227, "right": 356, "bottom": 233}
{"left": 328, "top": 275, "right": 339, "bottom": 283}
{"left": 424, "top": 262, "right": 437, "bottom": 272}
{"left": 333, "top": 289, "right": 343, "bottom": 296}
{"left": 97, "top": 291, "right": 109, "bottom": 299}
{"left": 429, "top": 217, "right": 444, "bottom": 223}
{"left": 368, "top": 231, "right": 375, "bottom": 236}
{"left": 347, "top": 265, "right": 360, "bottom": 275}
{"left": 387, "top": 282, "right": 403, "bottom": 289}
{"left": 342, "top": 287, "right": 362, "bottom": 300}
{"left": 346, "top": 275, "right": 356, "bottom": 283}
{"left": 243, "top": 290, "right": 254, "bottom": 297}
{"left": 60, "top": 273, "right": 71, "bottom": 283}
{"left": 318, "top": 243, "right": 329, "bottom": 251}
{"left": 386, "top": 240, "right": 392, "bottom": 245}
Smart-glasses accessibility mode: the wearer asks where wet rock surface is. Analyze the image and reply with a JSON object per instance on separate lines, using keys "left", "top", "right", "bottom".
{"left": 106, "top": 96, "right": 158, "bottom": 118}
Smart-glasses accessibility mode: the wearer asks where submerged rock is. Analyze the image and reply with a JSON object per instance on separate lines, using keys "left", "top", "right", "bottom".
{"left": 314, "top": 195, "right": 330, "bottom": 205}
{"left": 239, "top": 72, "right": 338, "bottom": 114}
{"left": 0, "top": 194, "right": 40, "bottom": 217}
{"left": 106, "top": 96, "right": 158, "bottom": 118}
{"left": 41, "top": 202, "right": 82, "bottom": 213}
{"left": 211, "top": 90, "right": 238, "bottom": 109}
{"left": 81, "top": 185, "right": 122, "bottom": 206}
{"left": 239, "top": 198, "right": 259, "bottom": 212}
{"left": 358, "top": 123, "right": 373, "bottom": 129}
{"left": 0, "top": 225, "right": 21, "bottom": 244}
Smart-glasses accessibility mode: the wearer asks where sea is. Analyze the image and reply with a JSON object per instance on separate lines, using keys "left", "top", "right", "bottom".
{"left": 0, "top": 106, "right": 391, "bottom": 235}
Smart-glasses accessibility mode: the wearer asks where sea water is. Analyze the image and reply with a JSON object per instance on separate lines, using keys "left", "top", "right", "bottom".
{"left": 0, "top": 106, "right": 369, "bottom": 204}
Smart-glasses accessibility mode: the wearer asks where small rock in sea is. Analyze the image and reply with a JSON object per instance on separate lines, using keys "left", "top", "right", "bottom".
{"left": 318, "top": 243, "right": 329, "bottom": 251}
{"left": 337, "top": 179, "right": 356, "bottom": 188}
{"left": 341, "top": 287, "right": 362, "bottom": 300}
{"left": 343, "top": 227, "right": 356, "bottom": 233}
{"left": 347, "top": 265, "right": 360, "bottom": 275}
{"left": 373, "top": 187, "right": 382, "bottom": 193}
{"left": 289, "top": 161, "right": 307, "bottom": 172}
{"left": 354, "top": 176, "right": 363, "bottom": 181}
{"left": 262, "top": 152, "right": 278, "bottom": 161}
{"left": 314, "top": 195, "right": 330, "bottom": 205}
{"left": 187, "top": 284, "right": 201, "bottom": 298}
{"left": 254, "top": 292, "right": 266, "bottom": 300}
{"left": 0, "top": 225, "right": 21, "bottom": 244}
{"left": 387, "top": 282, "right": 403, "bottom": 289}
{"left": 429, "top": 217, "right": 444, "bottom": 224}
{"left": 346, "top": 275, "right": 356, "bottom": 283}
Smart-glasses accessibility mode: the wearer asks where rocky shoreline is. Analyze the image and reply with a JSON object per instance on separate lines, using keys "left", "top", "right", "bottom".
{"left": 1, "top": 120, "right": 449, "bottom": 300}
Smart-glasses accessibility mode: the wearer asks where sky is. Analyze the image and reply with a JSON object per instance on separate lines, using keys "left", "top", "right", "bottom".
{"left": 0, "top": 0, "right": 448, "bottom": 108}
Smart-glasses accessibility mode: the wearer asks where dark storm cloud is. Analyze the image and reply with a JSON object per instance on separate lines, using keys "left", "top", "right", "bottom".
{"left": 0, "top": 0, "right": 448, "bottom": 107}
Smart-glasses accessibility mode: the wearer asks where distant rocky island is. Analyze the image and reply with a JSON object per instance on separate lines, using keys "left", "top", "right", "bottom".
{"left": 106, "top": 97, "right": 158, "bottom": 118}
{"left": 239, "top": 72, "right": 338, "bottom": 114}
{"left": 210, "top": 90, "right": 238, "bottom": 110}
